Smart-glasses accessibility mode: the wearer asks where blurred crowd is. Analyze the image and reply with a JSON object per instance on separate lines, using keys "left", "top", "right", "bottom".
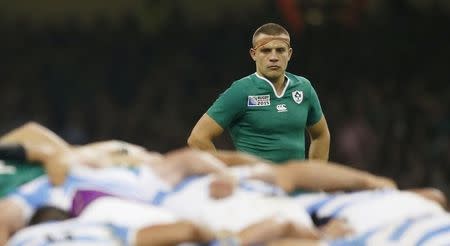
{"left": 0, "top": 1, "right": 448, "bottom": 195}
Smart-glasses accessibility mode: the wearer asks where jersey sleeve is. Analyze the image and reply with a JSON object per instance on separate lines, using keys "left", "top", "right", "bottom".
{"left": 0, "top": 144, "right": 27, "bottom": 161}
{"left": 306, "top": 83, "right": 324, "bottom": 126}
{"left": 206, "top": 81, "right": 247, "bottom": 128}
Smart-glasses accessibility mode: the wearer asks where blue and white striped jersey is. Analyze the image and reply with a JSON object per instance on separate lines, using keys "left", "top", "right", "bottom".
{"left": 7, "top": 165, "right": 170, "bottom": 221}
{"left": 8, "top": 197, "right": 179, "bottom": 246}
{"left": 293, "top": 189, "right": 445, "bottom": 233}
{"left": 6, "top": 220, "right": 125, "bottom": 246}
{"left": 329, "top": 213, "right": 450, "bottom": 246}
{"left": 158, "top": 170, "right": 312, "bottom": 233}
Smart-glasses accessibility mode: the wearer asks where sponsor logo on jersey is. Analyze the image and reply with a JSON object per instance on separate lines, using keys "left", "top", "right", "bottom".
{"left": 0, "top": 160, "right": 16, "bottom": 175}
{"left": 276, "top": 104, "right": 288, "bottom": 112}
{"left": 248, "top": 95, "right": 270, "bottom": 107}
{"left": 292, "top": 90, "right": 303, "bottom": 104}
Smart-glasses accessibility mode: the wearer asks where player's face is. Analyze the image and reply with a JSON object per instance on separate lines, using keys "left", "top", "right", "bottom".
{"left": 250, "top": 34, "right": 292, "bottom": 81}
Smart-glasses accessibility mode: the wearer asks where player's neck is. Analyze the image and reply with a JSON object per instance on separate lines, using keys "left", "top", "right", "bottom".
{"left": 270, "top": 76, "right": 287, "bottom": 93}
{"left": 256, "top": 71, "right": 287, "bottom": 94}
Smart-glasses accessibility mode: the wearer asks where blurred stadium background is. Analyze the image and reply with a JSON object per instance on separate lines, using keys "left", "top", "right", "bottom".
{"left": 0, "top": 0, "right": 448, "bottom": 195}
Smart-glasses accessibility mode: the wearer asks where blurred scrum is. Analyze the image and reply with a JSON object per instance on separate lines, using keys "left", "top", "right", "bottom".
{"left": 0, "top": 0, "right": 448, "bottom": 194}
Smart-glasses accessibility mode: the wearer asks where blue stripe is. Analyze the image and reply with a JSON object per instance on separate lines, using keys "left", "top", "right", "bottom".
{"left": 64, "top": 175, "right": 84, "bottom": 193}
{"left": 106, "top": 223, "right": 129, "bottom": 244}
{"left": 389, "top": 218, "right": 416, "bottom": 241}
{"left": 152, "top": 175, "right": 200, "bottom": 205}
{"left": 151, "top": 191, "right": 167, "bottom": 206}
{"left": 238, "top": 182, "right": 259, "bottom": 192}
{"left": 389, "top": 215, "right": 431, "bottom": 241}
{"left": 328, "top": 191, "right": 390, "bottom": 218}
{"left": 238, "top": 180, "right": 283, "bottom": 196}
{"left": 172, "top": 176, "right": 200, "bottom": 192}
{"left": 416, "top": 224, "right": 450, "bottom": 246}
{"left": 16, "top": 178, "right": 51, "bottom": 210}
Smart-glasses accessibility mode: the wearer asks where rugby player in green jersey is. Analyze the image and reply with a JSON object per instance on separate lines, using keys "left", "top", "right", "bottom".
{"left": 0, "top": 122, "right": 75, "bottom": 193}
{"left": 188, "top": 23, "right": 330, "bottom": 163}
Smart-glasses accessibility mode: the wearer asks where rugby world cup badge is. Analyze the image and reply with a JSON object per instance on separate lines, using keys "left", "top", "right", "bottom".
{"left": 292, "top": 90, "right": 303, "bottom": 104}
{"left": 248, "top": 95, "right": 270, "bottom": 107}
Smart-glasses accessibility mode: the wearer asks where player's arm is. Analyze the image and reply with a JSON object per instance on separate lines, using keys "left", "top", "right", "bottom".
{"left": 165, "top": 148, "right": 230, "bottom": 179}
{"left": 237, "top": 217, "right": 320, "bottom": 246}
{"left": 274, "top": 160, "right": 396, "bottom": 193}
{"left": 306, "top": 116, "right": 330, "bottom": 161}
{"left": 167, "top": 147, "right": 274, "bottom": 178}
{"left": 0, "top": 122, "right": 72, "bottom": 185}
{"left": 0, "top": 122, "right": 71, "bottom": 154}
{"left": 211, "top": 150, "right": 269, "bottom": 166}
{"left": 77, "top": 140, "right": 146, "bottom": 155}
{"left": 0, "top": 199, "right": 28, "bottom": 245}
{"left": 305, "top": 81, "right": 330, "bottom": 161}
{"left": 187, "top": 114, "right": 224, "bottom": 151}
{"left": 210, "top": 160, "right": 395, "bottom": 199}
{"left": 134, "top": 221, "right": 214, "bottom": 246}
{"left": 0, "top": 142, "right": 67, "bottom": 184}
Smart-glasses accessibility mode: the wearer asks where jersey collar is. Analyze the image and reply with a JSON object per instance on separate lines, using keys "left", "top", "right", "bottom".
{"left": 254, "top": 72, "right": 290, "bottom": 98}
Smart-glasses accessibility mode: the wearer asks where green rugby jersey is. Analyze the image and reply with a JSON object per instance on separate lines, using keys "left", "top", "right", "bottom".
{"left": 0, "top": 160, "right": 45, "bottom": 198}
{"left": 207, "top": 72, "right": 323, "bottom": 163}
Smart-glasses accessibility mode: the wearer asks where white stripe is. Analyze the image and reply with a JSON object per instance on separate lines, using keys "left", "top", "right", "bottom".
{"left": 343, "top": 191, "right": 444, "bottom": 233}
{"left": 395, "top": 215, "right": 450, "bottom": 245}
{"left": 365, "top": 214, "right": 450, "bottom": 246}
{"left": 317, "top": 191, "right": 377, "bottom": 218}
{"left": 254, "top": 73, "right": 290, "bottom": 98}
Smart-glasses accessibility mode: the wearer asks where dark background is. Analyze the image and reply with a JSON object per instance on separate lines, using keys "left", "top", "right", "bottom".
{"left": 0, "top": 0, "right": 449, "bottom": 195}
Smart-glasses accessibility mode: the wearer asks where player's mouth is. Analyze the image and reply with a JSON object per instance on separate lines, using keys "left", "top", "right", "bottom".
{"left": 268, "top": 65, "right": 280, "bottom": 70}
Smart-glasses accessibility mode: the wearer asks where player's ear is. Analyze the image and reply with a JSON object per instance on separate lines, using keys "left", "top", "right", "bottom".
{"left": 249, "top": 48, "right": 257, "bottom": 61}
{"left": 287, "top": 47, "right": 293, "bottom": 61}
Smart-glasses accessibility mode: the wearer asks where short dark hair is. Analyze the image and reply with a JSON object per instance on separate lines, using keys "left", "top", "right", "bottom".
{"left": 29, "top": 206, "right": 71, "bottom": 226}
{"left": 252, "top": 23, "right": 290, "bottom": 46}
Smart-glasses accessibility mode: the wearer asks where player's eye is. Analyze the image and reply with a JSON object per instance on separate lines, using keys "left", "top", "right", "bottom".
{"left": 276, "top": 48, "right": 286, "bottom": 53}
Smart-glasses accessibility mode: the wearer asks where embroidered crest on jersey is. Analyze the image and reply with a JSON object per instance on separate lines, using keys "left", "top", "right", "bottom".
{"left": 292, "top": 90, "right": 303, "bottom": 104}
{"left": 248, "top": 95, "right": 270, "bottom": 107}
{"left": 276, "top": 104, "right": 288, "bottom": 112}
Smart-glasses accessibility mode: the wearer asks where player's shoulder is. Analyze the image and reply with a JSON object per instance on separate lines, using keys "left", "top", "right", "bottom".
{"left": 231, "top": 73, "right": 258, "bottom": 86}
{"left": 286, "top": 72, "right": 313, "bottom": 87}
{"left": 227, "top": 73, "right": 261, "bottom": 93}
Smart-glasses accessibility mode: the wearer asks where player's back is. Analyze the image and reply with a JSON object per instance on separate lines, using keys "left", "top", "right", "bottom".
{"left": 6, "top": 219, "right": 122, "bottom": 246}
{"left": 294, "top": 189, "right": 445, "bottom": 234}
{"left": 329, "top": 213, "right": 450, "bottom": 246}
{"left": 159, "top": 171, "right": 312, "bottom": 232}
{"left": 7, "top": 165, "right": 171, "bottom": 220}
